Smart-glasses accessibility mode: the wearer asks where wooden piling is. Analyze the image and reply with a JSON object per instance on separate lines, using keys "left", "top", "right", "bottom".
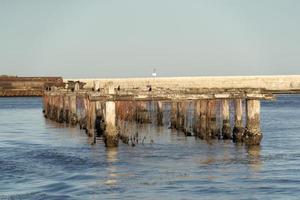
{"left": 199, "top": 100, "right": 208, "bottom": 139}
{"left": 170, "top": 102, "right": 178, "bottom": 129}
{"left": 70, "top": 95, "right": 77, "bottom": 125}
{"left": 95, "top": 101, "right": 105, "bottom": 136}
{"left": 244, "top": 99, "right": 262, "bottom": 145}
{"left": 136, "top": 101, "right": 151, "bottom": 124}
{"left": 156, "top": 101, "right": 163, "bottom": 126}
{"left": 58, "top": 95, "right": 64, "bottom": 123}
{"left": 176, "top": 102, "right": 186, "bottom": 131}
{"left": 233, "top": 99, "right": 244, "bottom": 143}
{"left": 207, "top": 100, "right": 218, "bottom": 139}
{"left": 104, "top": 84, "right": 119, "bottom": 147}
{"left": 221, "top": 99, "right": 231, "bottom": 139}
{"left": 63, "top": 95, "right": 70, "bottom": 124}
{"left": 183, "top": 102, "right": 192, "bottom": 136}
{"left": 78, "top": 96, "right": 88, "bottom": 130}
{"left": 86, "top": 100, "right": 96, "bottom": 139}
{"left": 193, "top": 101, "right": 201, "bottom": 135}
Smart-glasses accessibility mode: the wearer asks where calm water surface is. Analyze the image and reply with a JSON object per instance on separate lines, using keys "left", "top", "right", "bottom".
{"left": 0, "top": 96, "right": 300, "bottom": 200}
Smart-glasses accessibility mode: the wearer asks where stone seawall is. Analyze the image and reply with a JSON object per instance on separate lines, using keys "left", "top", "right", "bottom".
{"left": 65, "top": 75, "right": 300, "bottom": 92}
{"left": 0, "top": 76, "right": 64, "bottom": 97}
{"left": 0, "top": 89, "right": 44, "bottom": 97}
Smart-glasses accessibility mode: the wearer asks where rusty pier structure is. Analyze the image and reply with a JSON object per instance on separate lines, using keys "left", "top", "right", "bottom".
{"left": 43, "top": 75, "right": 300, "bottom": 147}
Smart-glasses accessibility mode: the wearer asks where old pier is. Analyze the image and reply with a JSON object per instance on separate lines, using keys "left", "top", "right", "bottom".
{"left": 43, "top": 75, "right": 300, "bottom": 147}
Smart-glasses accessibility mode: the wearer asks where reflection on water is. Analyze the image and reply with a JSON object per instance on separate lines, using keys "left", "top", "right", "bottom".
{"left": 0, "top": 96, "right": 300, "bottom": 199}
{"left": 247, "top": 146, "right": 262, "bottom": 172}
{"left": 105, "top": 148, "right": 119, "bottom": 186}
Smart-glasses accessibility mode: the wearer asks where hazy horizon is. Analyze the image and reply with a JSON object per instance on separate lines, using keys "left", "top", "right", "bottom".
{"left": 1, "top": 0, "right": 300, "bottom": 78}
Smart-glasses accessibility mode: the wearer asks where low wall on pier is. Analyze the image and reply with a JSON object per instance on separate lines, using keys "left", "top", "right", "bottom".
{"left": 65, "top": 75, "right": 300, "bottom": 93}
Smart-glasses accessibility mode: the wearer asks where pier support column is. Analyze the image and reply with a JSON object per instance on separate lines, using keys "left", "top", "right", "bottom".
{"left": 58, "top": 96, "right": 64, "bottom": 123}
{"left": 104, "top": 84, "right": 119, "bottom": 147}
{"left": 193, "top": 101, "right": 201, "bottom": 135}
{"left": 156, "top": 101, "right": 163, "bottom": 126}
{"left": 207, "top": 100, "right": 218, "bottom": 139}
{"left": 43, "top": 94, "right": 48, "bottom": 115}
{"left": 138, "top": 101, "right": 151, "bottom": 123}
{"left": 143, "top": 101, "right": 149, "bottom": 123}
{"left": 183, "top": 102, "right": 192, "bottom": 136}
{"left": 70, "top": 95, "right": 77, "bottom": 125}
{"left": 53, "top": 96, "right": 57, "bottom": 120}
{"left": 63, "top": 95, "right": 70, "bottom": 124}
{"left": 79, "top": 97, "right": 88, "bottom": 130}
{"left": 134, "top": 102, "right": 140, "bottom": 122}
{"left": 116, "top": 101, "right": 129, "bottom": 144}
{"left": 95, "top": 101, "right": 105, "bottom": 136}
{"left": 233, "top": 99, "right": 244, "bottom": 143}
{"left": 178, "top": 102, "right": 182, "bottom": 130}
{"left": 126, "top": 101, "right": 135, "bottom": 122}
{"left": 199, "top": 100, "right": 208, "bottom": 139}
{"left": 87, "top": 101, "right": 96, "bottom": 139}
{"left": 43, "top": 95, "right": 50, "bottom": 118}
{"left": 177, "top": 102, "right": 186, "bottom": 131}
{"left": 222, "top": 99, "right": 231, "bottom": 139}
{"left": 176, "top": 102, "right": 181, "bottom": 130}
{"left": 170, "top": 102, "right": 177, "bottom": 129}
{"left": 48, "top": 96, "right": 54, "bottom": 120}
{"left": 244, "top": 99, "right": 262, "bottom": 145}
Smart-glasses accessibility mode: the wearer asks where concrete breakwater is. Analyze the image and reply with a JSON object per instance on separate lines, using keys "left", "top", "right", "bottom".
{"left": 43, "top": 75, "right": 300, "bottom": 147}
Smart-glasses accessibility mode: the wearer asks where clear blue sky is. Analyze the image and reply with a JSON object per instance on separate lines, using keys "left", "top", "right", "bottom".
{"left": 0, "top": 0, "right": 299, "bottom": 78}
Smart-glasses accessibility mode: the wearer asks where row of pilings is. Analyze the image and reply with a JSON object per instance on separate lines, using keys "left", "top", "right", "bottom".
{"left": 43, "top": 92, "right": 262, "bottom": 147}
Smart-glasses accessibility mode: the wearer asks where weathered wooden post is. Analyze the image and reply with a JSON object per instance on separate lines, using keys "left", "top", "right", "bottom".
{"left": 156, "top": 101, "right": 163, "bottom": 126}
{"left": 193, "top": 101, "right": 201, "bottom": 135}
{"left": 53, "top": 96, "right": 57, "bottom": 121}
{"left": 244, "top": 99, "right": 262, "bottom": 145}
{"left": 69, "top": 95, "right": 77, "bottom": 125}
{"left": 86, "top": 100, "right": 96, "bottom": 138}
{"left": 77, "top": 96, "right": 85, "bottom": 129}
{"left": 95, "top": 101, "right": 105, "bottom": 136}
{"left": 207, "top": 99, "right": 218, "bottom": 139}
{"left": 233, "top": 99, "right": 244, "bottom": 143}
{"left": 63, "top": 95, "right": 70, "bottom": 124}
{"left": 54, "top": 96, "right": 59, "bottom": 121}
{"left": 177, "top": 102, "right": 187, "bottom": 131}
{"left": 134, "top": 101, "right": 140, "bottom": 123}
{"left": 199, "top": 100, "right": 208, "bottom": 139}
{"left": 125, "top": 101, "right": 134, "bottom": 122}
{"left": 183, "top": 101, "right": 193, "bottom": 136}
{"left": 48, "top": 95, "right": 53, "bottom": 119}
{"left": 138, "top": 101, "right": 151, "bottom": 123}
{"left": 221, "top": 99, "right": 231, "bottom": 139}
{"left": 51, "top": 95, "right": 56, "bottom": 120}
{"left": 116, "top": 101, "right": 129, "bottom": 144}
{"left": 104, "top": 83, "right": 119, "bottom": 147}
{"left": 58, "top": 95, "right": 64, "bottom": 123}
{"left": 170, "top": 102, "right": 177, "bottom": 129}
{"left": 43, "top": 94, "right": 49, "bottom": 117}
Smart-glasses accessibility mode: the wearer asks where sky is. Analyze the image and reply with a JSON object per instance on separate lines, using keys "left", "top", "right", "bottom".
{"left": 0, "top": 0, "right": 299, "bottom": 78}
